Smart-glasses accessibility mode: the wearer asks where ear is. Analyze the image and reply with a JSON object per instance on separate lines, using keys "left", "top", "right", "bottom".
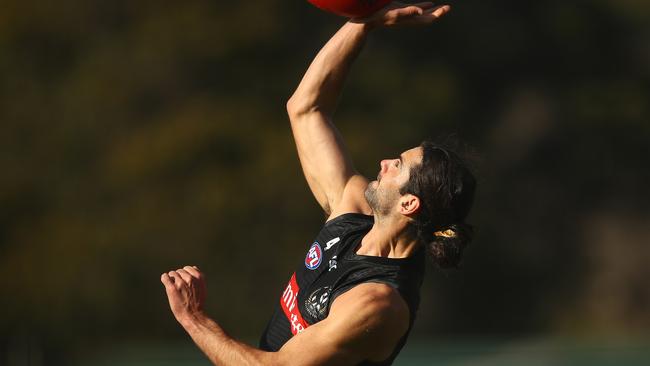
{"left": 398, "top": 194, "right": 420, "bottom": 216}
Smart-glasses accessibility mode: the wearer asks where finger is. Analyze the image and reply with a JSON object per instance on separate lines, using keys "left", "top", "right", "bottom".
{"left": 184, "top": 265, "right": 202, "bottom": 279}
{"left": 397, "top": 6, "right": 424, "bottom": 17}
{"left": 176, "top": 268, "right": 193, "bottom": 284}
{"left": 431, "top": 4, "right": 450, "bottom": 17}
{"left": 168, "top": 271, "right": 184, "bottom": 288}
{"left": 410, "top": 2, "right": 435, "bottom": 10}
{"left": 410, "top": 5, "right": 450, "bottom": 25}
{"left": 167, "top": 271, "right": 177, "bottom": 283}
{"left": 161, "top": 273, "right": 180, "bottom": 297}
{"left": 161, "top": 273, "right": 174, "bottom": 288}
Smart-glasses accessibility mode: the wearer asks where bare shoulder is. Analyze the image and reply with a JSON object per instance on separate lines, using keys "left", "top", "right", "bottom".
{"left": 329, "top": 283, "right": 410, "bottom": 361}
{"left": 327, "top": 174, "right": 373, "bottom": 220}
{"left": 332, "top": 282, "right": 410, "bottom": 326}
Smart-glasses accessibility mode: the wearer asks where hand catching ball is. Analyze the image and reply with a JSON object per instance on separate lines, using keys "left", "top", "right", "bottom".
{"left": 308, "top": 0, "right": 392, "bottom": 18}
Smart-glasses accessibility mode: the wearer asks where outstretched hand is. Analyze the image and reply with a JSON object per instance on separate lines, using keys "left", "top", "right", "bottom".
{"left": 161, "top": 265, "right": 207, "bottom": 325}
{"left": 356, "top": 2, "right": 450, "bottom": 28}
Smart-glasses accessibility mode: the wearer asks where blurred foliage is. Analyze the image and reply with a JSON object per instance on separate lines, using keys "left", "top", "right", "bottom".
{"left": 0, "top": 0, "right": 649, "bottom": 364}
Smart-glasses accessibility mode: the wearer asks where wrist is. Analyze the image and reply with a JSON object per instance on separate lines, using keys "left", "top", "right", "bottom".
{"left": 177, "top": 311, "right": 210, "bottom": 330}
{"left": 349, "top": 18, "right": 376, "bottom": 34}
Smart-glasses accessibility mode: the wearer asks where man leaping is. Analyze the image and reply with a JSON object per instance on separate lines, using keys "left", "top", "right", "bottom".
{"left": 161, "top": 3, "right": 476, "bottom": 365}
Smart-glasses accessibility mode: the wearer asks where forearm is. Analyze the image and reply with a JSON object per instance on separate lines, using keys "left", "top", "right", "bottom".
{"left": 179, "top": 313, "right": 274, "bottom": 366}
{"left": 287, "top": 21, "right": 372, "bottom": 116}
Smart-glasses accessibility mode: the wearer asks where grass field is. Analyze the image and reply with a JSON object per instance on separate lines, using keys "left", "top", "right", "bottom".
{"left": 74, "top": 337, "right": 650, "bottom": 366}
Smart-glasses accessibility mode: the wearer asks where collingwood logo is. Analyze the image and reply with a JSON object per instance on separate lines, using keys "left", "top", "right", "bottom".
{"left": 305, "top": 286, "right": 332, "bottom": 320}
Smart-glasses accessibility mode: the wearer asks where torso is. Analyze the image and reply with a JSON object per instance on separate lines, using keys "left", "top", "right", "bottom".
{"left": 259, "top": 213, "right": 425, "bottom": 366}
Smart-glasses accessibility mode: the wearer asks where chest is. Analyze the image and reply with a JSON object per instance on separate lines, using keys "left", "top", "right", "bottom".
{"left": 279, "top": 220, "right": 370, "bottom": 333}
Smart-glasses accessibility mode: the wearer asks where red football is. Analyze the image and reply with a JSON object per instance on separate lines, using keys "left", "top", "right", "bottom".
{"left": 307, "top": 0, "right": 392, "bottom": 18}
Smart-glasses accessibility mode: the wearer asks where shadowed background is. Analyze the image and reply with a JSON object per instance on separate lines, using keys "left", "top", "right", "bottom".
{"left": 1, "top": 0, "right": 648, "bottom": 365}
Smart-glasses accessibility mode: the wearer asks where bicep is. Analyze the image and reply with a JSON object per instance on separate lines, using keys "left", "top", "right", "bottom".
{"left": 273, "top": 284, "right": 408, "bottom": 366}
{"left": 290, "top": 111, "right": 370, "bottom": 216}
{"left": 274, "top": 319, "right": 362, "bottom": 366}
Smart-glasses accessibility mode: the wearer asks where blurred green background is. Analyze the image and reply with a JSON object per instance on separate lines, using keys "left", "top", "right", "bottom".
{"left": 1, "top": 0, "right": 649, "bottom": 365}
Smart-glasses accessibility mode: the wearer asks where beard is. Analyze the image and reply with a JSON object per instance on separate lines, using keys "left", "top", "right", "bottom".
{"left": 364, "top": 181, "right": 397, "bottom": 217}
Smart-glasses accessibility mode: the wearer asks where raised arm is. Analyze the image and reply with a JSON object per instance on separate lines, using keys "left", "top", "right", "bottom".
{"left": 287, "top": 2, "right": 452, "bottom": 220}
{"left": 162, "top": 266, "right": 409, "bottom": 366}
{"left": 286, "top": 21, "right": 371, "bottom": 219}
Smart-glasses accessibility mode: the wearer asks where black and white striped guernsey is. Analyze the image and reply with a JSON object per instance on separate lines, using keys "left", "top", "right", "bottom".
{"left": 259, "top": 213, "right": 425, "bottom": 366}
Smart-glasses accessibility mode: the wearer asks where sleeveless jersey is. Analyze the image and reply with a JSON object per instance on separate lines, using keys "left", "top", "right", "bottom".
{"left": 259, "top": 213, "right": 425, "bottom": 366}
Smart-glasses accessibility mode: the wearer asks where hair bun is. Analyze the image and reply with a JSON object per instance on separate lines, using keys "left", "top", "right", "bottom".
{"left": 428, "top": 223, "right": 474, "bottom": 269}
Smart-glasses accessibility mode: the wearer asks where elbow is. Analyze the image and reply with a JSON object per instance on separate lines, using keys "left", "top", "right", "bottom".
{"left": 286, "top": 97, "right": 299, "bottom": 118}
{"left": 286, "top": 96, "right": 322, "bottom": 121}
{"left": 286, "top": 97, "right": 308, "bottom": 120}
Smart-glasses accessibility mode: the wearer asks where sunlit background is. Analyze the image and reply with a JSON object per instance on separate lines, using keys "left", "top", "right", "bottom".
{"left": 1, "top": 1, "right": 649, "bottom": 365}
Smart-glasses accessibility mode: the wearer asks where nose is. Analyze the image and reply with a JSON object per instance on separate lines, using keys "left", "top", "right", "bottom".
{"left": 380, "top": 159, "right": 389, "bottom": 173}
{"left": 380, "top": 159, "right": 398, "bottom": 173}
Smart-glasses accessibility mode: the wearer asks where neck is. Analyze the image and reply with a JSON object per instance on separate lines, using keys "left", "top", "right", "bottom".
{"left": 357, "top": 214, "right": 419, "bottom": 258}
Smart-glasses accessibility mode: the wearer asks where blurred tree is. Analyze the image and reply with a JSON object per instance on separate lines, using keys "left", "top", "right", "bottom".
{"left": 0, "top": 0, "right": 648, "bottom": 364}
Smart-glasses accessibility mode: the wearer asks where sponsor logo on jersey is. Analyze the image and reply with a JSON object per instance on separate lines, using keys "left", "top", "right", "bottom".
{"left": 280, "top": 273, "right": 309, "bottom": 335}
{"left": 304, "top": 242, "right": 323, "bottom": 270}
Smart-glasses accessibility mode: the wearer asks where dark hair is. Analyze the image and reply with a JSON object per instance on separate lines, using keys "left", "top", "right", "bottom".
{"left": 399, "top": 140, "right": 477, "bottom": 268}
